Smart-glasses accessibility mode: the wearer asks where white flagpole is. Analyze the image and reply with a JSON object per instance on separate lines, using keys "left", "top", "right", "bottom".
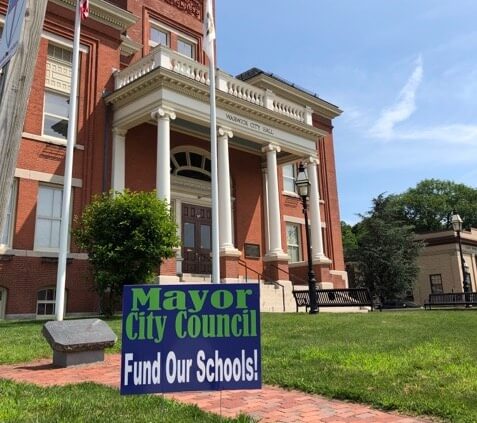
{"left": 209, "top": 53, "right": 220, "bottom": 284}
{"left": 55, "top": 0, "right": 82, "bottom": 320}
{"left": 204, "top": 0, "right": 219, "bottom": 284}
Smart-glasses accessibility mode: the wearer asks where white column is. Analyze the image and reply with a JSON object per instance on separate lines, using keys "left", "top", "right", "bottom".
{"left": 306, "top": 157, "right": 329, "bottom": 262}
{"left": 151, "top": 107, "right": 176, "bottom": 204}
{"left": 217, "top": 127, "right": 238, "bottom": 254}
{"left": 111, "top": 128, "right": 127, "bottom": 192}
{"left": 262, "top": 144, "right": 287, "bottom": 258}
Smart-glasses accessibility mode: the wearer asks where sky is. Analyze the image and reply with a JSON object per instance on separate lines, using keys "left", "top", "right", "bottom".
{"left": 216, "top": 0, "right": 477, "bottom": 224}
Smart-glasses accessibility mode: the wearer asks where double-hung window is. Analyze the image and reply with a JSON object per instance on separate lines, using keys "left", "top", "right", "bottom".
{"left": 286, "top": 223, "right": 301, "bottom": 263}
{"left": 150, "top": 26, "right": 169, "bottom": 47}
{"left": 177, "top": 38, "right": 194, "bottom": 59}
{"left": 43, "top": 43, "right": 72, "bottom": 140}
{"left": 282, "top": 164, "right": 297, "bottom": 194}
{"left": 34, "top": 185, "right": 63, "bottom": 251}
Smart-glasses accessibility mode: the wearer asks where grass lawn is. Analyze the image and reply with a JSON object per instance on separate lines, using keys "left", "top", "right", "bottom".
{"left": 0, "top": 380, "right": 251, "bottom": 423}
{"left": 1, "top": 311, "right": 477, "bottom": 422}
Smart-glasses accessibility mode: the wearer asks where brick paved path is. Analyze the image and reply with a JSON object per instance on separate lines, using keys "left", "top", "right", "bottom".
{"left": 0, "top": 354, "right": 432, "bottom": 423}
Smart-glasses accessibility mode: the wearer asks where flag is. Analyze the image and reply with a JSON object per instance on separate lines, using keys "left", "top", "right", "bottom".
{"left": 203, "top": 0, "right": 215, "bottom": 60}
{"left": 80, "top": 0, "right": 89, "bottom": 20}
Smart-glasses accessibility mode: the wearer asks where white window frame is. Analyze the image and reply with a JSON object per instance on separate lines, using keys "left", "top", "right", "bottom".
{"left": 149, "top": 25, "right": 170, "bottom": 48}
{"left": 149, "top": 19, "right": 197, "bottom": 59}
{"left": 34, "top": 184, "right": 65, "bottom": 252}
{"left": 177, "top": 37, "right": 195, "bottom": 59}
{"left": 0, "top": 179, "right": 17, "bottom": 249}
{"left": 286, "top": 222, "right": 302, "bottom": 263}
{"left": 42, "top": 90, "right": 70, "bottom": 141}
{"left": 282, "top": 164, "right": 298, "bottom": 195}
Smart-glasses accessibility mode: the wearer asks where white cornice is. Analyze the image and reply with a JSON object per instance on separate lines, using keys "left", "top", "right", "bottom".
{"left": 106, "top": 67, "right": 326, "bottom": 141}
{"left": 120, "top": 35, "right": 142, "bottom": 56}
{"left": 239, "top": 73, "right": 343, "bottom": 119}
{"left": 49, "top": 0, "right": 138, "bottom": 31}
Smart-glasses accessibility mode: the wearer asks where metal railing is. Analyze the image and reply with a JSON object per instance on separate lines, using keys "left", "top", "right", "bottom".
{"left": 238, "top": 259, "right": 286, "bottom": 312}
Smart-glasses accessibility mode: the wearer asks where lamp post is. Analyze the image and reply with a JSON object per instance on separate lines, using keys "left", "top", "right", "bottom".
{"left": 451, "top": 211, "right": 470, "bottom": 293}
{"left": 295, "top": 163, "right": 319, "bottom": 314}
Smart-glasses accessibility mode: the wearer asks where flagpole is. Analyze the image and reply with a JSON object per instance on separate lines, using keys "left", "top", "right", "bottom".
{"left": 55, "top": 0, "right": 82, "bottom": 320}
{"left": 209, "top": 52, "right": 220, "bottom": 284}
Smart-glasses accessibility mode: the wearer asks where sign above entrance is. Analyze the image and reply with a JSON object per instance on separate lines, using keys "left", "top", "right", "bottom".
{"left": 225, "top": 113, "right": 274, "bottom": 136}
{"left": 120, "top": 283, "right": 261, "bottom": 395}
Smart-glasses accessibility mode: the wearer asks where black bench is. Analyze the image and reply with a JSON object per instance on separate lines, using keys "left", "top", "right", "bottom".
{"left": 292, "top": 288, "right": 374, "bottom": 312}
{"left": 424, "top": 292, "right": 477, "bottom": 309}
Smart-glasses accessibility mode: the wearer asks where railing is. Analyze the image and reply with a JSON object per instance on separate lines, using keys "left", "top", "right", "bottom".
{"left": 269, "top": 263, "right": 307, "bottom": 288}
{"left": 238, "top": 259, "right": 286, "bottom": 312}
{"left": 113, "top": 45, "right": 313, "bottom": 125}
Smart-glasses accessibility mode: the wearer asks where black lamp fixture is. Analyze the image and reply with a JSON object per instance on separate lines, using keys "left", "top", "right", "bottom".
{"left": 295, "top": 163, "right": 319, "bottom": 314}
{"left": 451, "top": 211, "right": 470, "bottom": 293}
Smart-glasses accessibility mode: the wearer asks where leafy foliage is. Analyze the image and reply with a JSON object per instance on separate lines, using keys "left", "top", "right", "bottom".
{"left": 347, "top": 195, "right": 422, "bottom": 301}
{"left": 390, "top": 179, "right": 477, "bottom": 232}
{"left": 73, "top": 191, "right": 179, "bottom": 315}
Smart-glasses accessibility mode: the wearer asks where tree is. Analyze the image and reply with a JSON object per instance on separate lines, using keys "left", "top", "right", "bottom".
{"left": 341, "top": 221, "right": 358, "bottom": 262}
{"left": 389, "top": 179, "right": 477, "bottom": 233}
{"left": 352, "top": 195, "right": 423, "bottom": 302}
{"left": 73, "top": 191, "right": 180, "bottom": 316}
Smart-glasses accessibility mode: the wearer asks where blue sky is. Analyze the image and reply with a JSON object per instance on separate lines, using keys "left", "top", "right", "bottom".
{"left": 216, "top": 1, "right": 477, "bottom": 223}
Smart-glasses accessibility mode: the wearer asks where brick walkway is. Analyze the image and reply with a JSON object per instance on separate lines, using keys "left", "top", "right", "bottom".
{"left": 0, "top": 354, "right": 432, "bottom": 423}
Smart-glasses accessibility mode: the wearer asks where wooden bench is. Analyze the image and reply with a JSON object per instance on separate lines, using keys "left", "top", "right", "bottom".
{"left": 292, "top": 288, "right": 374, "bottom": 312}
{"left": 424, "top": 292, "right": 477, "bottom": 309}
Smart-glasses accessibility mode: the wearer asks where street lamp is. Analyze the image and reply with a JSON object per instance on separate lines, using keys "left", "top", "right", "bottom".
{"left": 295, "top": 163, "right": 319, "bottom": 314}
{"left": 451, "top": 211, "right": 470, "bottom": 293}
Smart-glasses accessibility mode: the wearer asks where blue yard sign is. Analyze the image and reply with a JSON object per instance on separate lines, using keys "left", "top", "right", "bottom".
{"left": 120, "top": 283, "right": 261, "bottom": 395}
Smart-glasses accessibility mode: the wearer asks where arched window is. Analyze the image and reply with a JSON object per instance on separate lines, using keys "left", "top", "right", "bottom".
{"left": 170, "top": 147, "right": 211, "bottom": 182}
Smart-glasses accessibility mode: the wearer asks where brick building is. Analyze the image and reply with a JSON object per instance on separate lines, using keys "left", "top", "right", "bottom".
{"left": 0, "top": 0, "right": 346, "bottom": 319}
{"left": 414, "top": 229, "right": 477, "bottom": 305}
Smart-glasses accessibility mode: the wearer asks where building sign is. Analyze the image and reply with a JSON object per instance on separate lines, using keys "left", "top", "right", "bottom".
{"left": 0, "top": 0, "right": 27, "bottom": 69}
{"left": 225, "top": 113, "right": 274, "bottom": 136}
{"left": 120, "top": 283, "right": 261, "bottom": 395}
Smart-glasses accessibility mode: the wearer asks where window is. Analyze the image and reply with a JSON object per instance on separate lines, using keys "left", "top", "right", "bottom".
{"left": 37, "top": 288, "right": 56, "bottom": 317}
{"left": 282, "top": 164, "right": 296, "bottom": 193}
{"left": 286, "top": 223, "right": 301, "bottom": 263}
{"left": 0, "top": 180, "right": 17, "bottom": 247}
{"left": 150, "top": 27, "right": 169, "bottom": 47}
{"left": 44, "top": 43, "right": 72, "bottom": 140}
{"left": 170, "top": 148, "right": 211, "bottom": 182}
{"left": 177, "top": 38, "right": 194, "bottom": 59}
{"left": 43, "top": 91, "right": 69, "bottom": 139}
{"left": 429, "top": 274, "right": 444, "bottom": 294}
{"left": 34, "top": 185, "right": 63, "bottom": 251}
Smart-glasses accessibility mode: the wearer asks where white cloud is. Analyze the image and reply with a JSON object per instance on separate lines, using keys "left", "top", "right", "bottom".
{"left": 369, "top": 56, "right": 423, "bottom": 139}
{"left": 397, "top": 124, "right": 477, "bottom": 145}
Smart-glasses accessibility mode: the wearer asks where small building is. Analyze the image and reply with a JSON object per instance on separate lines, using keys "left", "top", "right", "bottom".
{"left": 414, "top": 229, "right": 477, "bottom": 305}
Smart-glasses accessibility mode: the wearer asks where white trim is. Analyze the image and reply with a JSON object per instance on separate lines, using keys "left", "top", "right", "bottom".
{"left": 22, "top": 132, "right": 85, "bottom": 150}
{"left": 0, "top": 248, "right": 88, "bottom": 259}
{"left": 282, "top": 190, "right": 300, "bottom": 198}
{"left": 15, "top": 168, "right": 83, "bottom": 188}
{"left": 42, "top": 31, "right": 89, "bottom": 53}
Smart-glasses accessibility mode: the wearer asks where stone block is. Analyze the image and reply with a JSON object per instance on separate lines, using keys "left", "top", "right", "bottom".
{"left": 43, "top": 318, "right": 116, "bottom": 367}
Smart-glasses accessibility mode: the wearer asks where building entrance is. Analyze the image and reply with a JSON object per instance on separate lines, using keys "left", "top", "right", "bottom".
{"left": 181, "top": 203, "right": 212, "bottom": 274}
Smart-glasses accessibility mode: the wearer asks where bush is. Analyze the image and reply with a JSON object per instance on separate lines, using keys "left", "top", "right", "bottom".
{"left": 73, "top": 191, "right": 180, "bottom": 316}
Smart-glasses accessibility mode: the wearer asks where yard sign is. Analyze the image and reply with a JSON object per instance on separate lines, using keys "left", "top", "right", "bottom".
{"left": 120, "top": 283, "right": 261, "bottom": 395}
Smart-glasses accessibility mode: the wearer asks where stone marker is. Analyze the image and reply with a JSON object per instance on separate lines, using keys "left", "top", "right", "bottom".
{"left": 43, "top": 319, "right": 117, "bottom": 368}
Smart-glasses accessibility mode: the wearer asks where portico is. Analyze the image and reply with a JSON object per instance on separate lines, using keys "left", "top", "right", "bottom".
{"left": 106, "top": 45, "right": 339, "bottom": 285}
